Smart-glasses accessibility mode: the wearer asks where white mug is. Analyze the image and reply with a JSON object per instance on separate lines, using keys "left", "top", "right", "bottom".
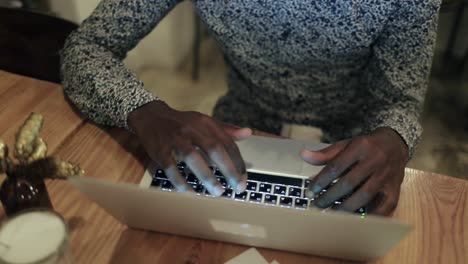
{"left": 0, "top": 209, "right": 71, "bottom": 264}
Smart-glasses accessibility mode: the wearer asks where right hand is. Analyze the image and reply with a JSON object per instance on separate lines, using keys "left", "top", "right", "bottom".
{"left": 128, "top": 101, "right": 252, "bottom": 196}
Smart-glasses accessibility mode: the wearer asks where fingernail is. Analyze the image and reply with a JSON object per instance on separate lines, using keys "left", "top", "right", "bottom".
{"left": 311, "top": 185, "right": 322, "bottom": 194}
{"left": 213, "top": 185, "right": 224, "bottom": 197}
{"left": 306, "top": 185, "right": 321, "bottom": 198}
{"left": 236, "top": 179, "right": 247, "bottom": 193}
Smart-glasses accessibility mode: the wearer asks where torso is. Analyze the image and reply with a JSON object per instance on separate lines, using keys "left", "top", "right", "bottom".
{"left": 193, "top": 0, "right": 396, "bottom": 120}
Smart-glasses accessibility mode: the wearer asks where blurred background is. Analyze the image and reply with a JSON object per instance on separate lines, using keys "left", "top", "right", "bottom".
{"left": 1, "top": 0, "right": 467, "bottom": 179}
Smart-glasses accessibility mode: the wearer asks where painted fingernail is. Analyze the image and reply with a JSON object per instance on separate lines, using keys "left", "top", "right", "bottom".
{"left": 213, "top": 185, "right": 225, "bottom": 197}
{"left": 236, "top": 179, "right": 247, "bottom": 193}
{"left": 311, "top": 185, "right": 322, "bottom": 194}
{"left": 306, "top": 185, "right": 322, "bottom": 199}
{"left": 306, "top": 189, "right": 315, "bottom": 199}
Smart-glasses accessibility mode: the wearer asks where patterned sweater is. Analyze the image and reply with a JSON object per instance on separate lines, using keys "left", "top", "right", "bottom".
{"left": 60, "top": 0, "right": 441, "bottom": 156}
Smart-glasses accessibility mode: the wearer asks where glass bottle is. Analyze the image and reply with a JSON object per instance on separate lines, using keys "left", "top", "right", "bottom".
{"left": 0, "top": 171, "right": 52, "bottom": 216}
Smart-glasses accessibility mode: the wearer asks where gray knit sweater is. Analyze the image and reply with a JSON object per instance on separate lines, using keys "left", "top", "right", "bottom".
{"left": 60, "top": 0, "right": 441, "bottom": 156}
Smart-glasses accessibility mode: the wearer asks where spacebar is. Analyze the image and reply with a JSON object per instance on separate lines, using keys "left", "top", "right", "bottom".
{"left": 247, "top": 172, "right": 302, "bottom": 187}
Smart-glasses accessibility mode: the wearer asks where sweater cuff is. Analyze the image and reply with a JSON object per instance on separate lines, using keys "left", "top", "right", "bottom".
{"left": 119, "top": 88, "right": 160, "bottom": 131}
{"left": 362, "top": 108, "right": 422, "bottom": 159}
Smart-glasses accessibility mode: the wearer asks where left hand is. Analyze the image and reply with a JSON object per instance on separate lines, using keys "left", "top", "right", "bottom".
{"left": 300, "top": 127, "right": 409, "bottom": 216}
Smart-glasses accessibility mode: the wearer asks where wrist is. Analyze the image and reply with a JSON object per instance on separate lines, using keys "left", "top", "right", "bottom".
{"left": 373, "top": 127, "right": 409, "bottom": 161}
{"left": 127, "top": 100, "right": 171, "bottom": 132}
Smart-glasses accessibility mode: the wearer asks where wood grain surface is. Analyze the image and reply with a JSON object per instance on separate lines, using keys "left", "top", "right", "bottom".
{"left": 0, "top": 71, "right": 466, "bottom": 264}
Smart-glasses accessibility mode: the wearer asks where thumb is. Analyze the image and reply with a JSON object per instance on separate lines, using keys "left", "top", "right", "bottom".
{"left": 218, "top": 122, "right": 252, "bottom": 141}
{"left": 300, "top": 139, "right": 350, "bottom": 165}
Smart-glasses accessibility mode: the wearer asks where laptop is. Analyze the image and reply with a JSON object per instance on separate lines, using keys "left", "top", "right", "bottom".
{"left": 70, "top": 136, "right": 412, "bottom": 261}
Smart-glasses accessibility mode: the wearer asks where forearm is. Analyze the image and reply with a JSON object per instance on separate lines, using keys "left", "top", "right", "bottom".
{"left": 61, "top": 35, "right": 158, "bottom": 129}
{"left": 60, "top": 0, "right": 180, "bottom": 128}
{"left": 361, "top": 0, "right": 440, "bottom": 158}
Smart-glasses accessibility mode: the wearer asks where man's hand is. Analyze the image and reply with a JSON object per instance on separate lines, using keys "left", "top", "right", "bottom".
{"left": 300, "top": 127, "right": 409, "bottom": 215}
{"left": 128, "top": 101, "right": 252, "bottom": 196}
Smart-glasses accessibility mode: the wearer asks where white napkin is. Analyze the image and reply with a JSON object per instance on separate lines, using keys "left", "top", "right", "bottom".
{"left": 224, "top": 248, "right": 280, "bottom": 264}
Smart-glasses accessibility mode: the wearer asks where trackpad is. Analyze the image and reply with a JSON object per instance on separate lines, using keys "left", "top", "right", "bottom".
{"left": 236, "top": 136, "right": 303, "bottom": 174}
{"left": 210, "top": 219, "right": 267, "bottom": 239}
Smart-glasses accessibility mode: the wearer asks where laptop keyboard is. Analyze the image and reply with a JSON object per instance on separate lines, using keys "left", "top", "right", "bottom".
{"left": 150, "top": 163, "right": 367, "bottom": 216}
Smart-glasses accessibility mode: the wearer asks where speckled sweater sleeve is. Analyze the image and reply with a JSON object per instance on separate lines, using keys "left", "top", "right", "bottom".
{"left": 60, "top": 0, "right": 181, "bottom": 129}
{"left": 361, "top": 0, "right": 440, "bottom": 157}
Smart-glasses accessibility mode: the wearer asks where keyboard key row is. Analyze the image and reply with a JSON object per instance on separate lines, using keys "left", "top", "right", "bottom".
{"left": 154, "top": 169, "right": 314, "bottom": 193}
{"left": 154, "top": 174, "right": 310, "bottom": 198}
{"left": 151, "top": 179, "right": 365, "bottom": 214}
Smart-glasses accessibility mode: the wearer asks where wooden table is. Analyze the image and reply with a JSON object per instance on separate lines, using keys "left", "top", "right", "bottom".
{"left": 0, "top": 70, "right": 466, "bottom": 264}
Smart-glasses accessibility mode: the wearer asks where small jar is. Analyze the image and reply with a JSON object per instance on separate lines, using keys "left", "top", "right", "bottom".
{"left": 0, "top": 172, "right": 53, "bottom": 216}
{"left": 0, "top": 209, "right": 71, "bottom": 264}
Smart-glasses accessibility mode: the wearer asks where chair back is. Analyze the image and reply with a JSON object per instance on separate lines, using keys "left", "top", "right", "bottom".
{"left": 0, "top": 7, "right": 78, "bottom": 83}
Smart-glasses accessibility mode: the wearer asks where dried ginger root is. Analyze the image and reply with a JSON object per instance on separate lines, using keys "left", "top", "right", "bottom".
{"left": 27, "top": 138, "right": 47, "bottom": 163}
{"left": 22, "top": 157, "right": 84, "bottom": 180}
{"left": 51, "top": 157, "right": 85, "bottom": 179}
{"left": 5, "top": 112, "right": 85, "bottom": 179}
{"left": 0, "top": 138, "right": 10, "bottom": 174}
{"left": 15, "top": 113, "right": 44, "bottom": 163}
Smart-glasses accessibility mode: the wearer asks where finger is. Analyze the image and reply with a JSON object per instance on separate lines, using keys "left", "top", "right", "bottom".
{"left": 305, "top": 142, "right": 360, "bottom": 198}
{"left": 300, "top": 139, "right": 351, "bottom": 166}
{"left": 336, "top": 173, "right": 384, "bottom": 213}
{"left": 182, "top": 148, "right": 224, "bottom": 197}
{"left": 192, "top": 130, "right": 246, "bottom": 193}
{"left": 216, "top": 121, "right": 252, "bottom": 141}
{"left": 164, "top": 163, "right": 194, "bottom": 193}
{"left": 371, "top": 189, "right": 400, "bottom": 216}
{"left": 314, "top": 161, "right": 374, "bottom": 208}
{"left": 207, "top": 121, "right": 247, "bottom": 175}
{"left": 144, "top": 145, "right": 194, "bottom": 193}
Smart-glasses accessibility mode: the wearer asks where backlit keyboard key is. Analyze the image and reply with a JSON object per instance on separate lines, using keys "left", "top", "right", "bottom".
{"left": 186, "top": 173, "right": 199, "bottom": 184}
{"left": 259, "top": 183, "right": 272, "bottom": 193}
{"left": 295, "top": 198, "right": 308, "bottom": 209}
{"left": 288, "top": 187, "right": 302, "bottom": 197}
{"left": 177, "top": 164, "right": 185, "bottom": 172}
{"left": 234, "top": 191, "right": 248, "bottom": 201}
{"left": 192, "top": 184, "right": 204, "bottom": 193}
{"left": 154, "top": 169, "right": 167, "bottom": 178}
{"left": 151, "top": 178, "right": 161, "bottom": 187}
{"left": 222, "top": 188, "right": 233, "bottom": 198}
{"left": 214, "top": 168, "right": 223, "bottom": 176}
{"left": 357, "top": 207, "right": 367, "bottom": 215}
{"left": 217, "top": 177, "right": 228, "bottom": 187}
{"left": 273, "top": 185, "right": 286, "bottom": 195}
{"left": 264, "top": 194, "right": 278, "bottom": 205}
{"left": 279, "top": 196, "right": 293, "bottom": 207}
{"left": 161, "top": 180, "right": 174, "bottom": 190}
{"left": 249, "top": 192, "right": 263, "bottom": 203}
{"left": 246, "top": 181, "right": 257, "bottom": 191}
